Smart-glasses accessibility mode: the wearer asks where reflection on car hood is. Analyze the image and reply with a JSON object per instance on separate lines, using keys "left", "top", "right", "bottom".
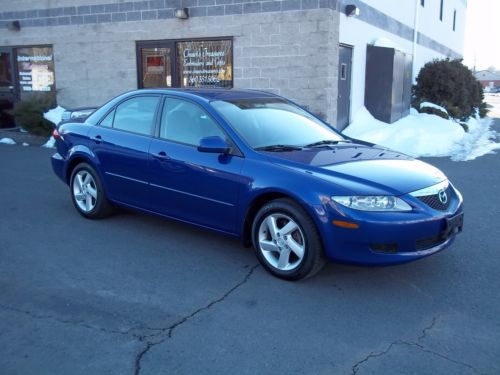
{"left": 262, "top": 143, "right": 446, "bottom": 195}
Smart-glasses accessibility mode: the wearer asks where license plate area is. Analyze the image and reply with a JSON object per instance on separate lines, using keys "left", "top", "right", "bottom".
{"left": 442, "top": 212, "right": 464, "bottom": 239}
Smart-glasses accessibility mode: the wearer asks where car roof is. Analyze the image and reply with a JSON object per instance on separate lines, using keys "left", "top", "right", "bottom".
{"left": 130, "top": 88, "right": 280, "bottom": 101}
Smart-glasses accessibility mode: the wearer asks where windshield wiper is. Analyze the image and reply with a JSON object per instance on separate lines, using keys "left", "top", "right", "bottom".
{"left": 254, "top": 144, "right": 303, "bottom": 152}
{"left": 304, "top": 139, "right": 351, "bottom": 148}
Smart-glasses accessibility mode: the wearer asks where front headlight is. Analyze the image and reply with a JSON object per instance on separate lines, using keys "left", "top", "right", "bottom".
{"left": 331, "top": 196, "right": 412, "bottom": 212}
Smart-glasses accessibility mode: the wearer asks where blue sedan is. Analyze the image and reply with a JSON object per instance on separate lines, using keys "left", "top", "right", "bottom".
{"left": 51, "top": 89, "right": 463, "bottom": 280}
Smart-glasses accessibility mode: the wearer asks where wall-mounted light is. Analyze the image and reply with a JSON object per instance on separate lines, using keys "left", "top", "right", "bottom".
{"left": 7, "top": 20, "right": 21, "bottom": 31}
{"left": 345, "top": 5, "right": 360, "bottom": 17}
{"left": 174, "top": 8, "right": 189, "bottom": 19}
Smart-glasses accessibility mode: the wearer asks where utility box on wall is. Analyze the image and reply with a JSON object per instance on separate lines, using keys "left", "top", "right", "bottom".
{"left": 365, "top": 45, "right": 412, "bottom": 124}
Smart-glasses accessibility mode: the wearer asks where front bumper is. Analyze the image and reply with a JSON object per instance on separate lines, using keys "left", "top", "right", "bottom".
{"left": 319, "top": 185, "right": 464, "bottom": 265}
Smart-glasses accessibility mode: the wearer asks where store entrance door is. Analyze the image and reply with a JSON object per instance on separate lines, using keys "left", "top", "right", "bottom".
{"left": 136, "top": 41, "right": 176, "bottom": 89}
{"left": 0, "top": 48, "right": 17, "bottom": 128}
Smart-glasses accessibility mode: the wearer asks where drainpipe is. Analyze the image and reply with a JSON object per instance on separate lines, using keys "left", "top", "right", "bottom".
{"left": 412, "top": 0, "right": 420, "bottom": 82}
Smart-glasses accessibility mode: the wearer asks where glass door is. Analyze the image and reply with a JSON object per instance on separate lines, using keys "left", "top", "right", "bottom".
{"left": 137, "top": 42, "right": 175, "bottom": 89}
{"left": 0, "top": 48, "right": 17, "bottom": 127}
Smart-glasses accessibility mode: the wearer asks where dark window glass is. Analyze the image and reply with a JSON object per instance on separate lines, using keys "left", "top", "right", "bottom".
{"left": 113, "top": 96, "right": 160, "bottom": 135}
{"left": 211, "top": 99, "right": 343, "bottom": 149}
{"left": 340, "top": 63, "right": 347, "bottom": 80}
{"left": 100, "top": 110, "right": 114, "bottom": 127}
{"left": 16, "top": 46, "right": 56, "bottom": 101}
{"left": 160, "top": 98, "right": 225, "bottom": 146}
{"left": 440, "top": 0, "right": 444, "bottom": 21}
{"left": 453, "top": 9, "right": 456, "bottom": 31}
{"left": 176, "top": 40, "right": 233, "bottom": 88}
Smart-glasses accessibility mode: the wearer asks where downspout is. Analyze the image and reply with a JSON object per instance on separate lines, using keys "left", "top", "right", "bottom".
{"left": 412, "top": 0, "right": 420, "bottom": 82}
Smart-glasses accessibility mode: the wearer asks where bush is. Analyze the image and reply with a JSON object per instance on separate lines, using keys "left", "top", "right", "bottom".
{"left": 413, "top": 59, "right": 487, "bottom": 120}
{"left": 10, "top": 94, "right": 56, "bottom": 136}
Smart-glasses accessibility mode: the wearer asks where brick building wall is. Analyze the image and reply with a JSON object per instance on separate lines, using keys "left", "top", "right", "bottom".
{"left": 0, "top": 0, "right": 340, "bottom": 123}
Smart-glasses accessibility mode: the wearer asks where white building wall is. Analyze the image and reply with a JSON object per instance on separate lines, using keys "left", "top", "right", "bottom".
{"left": 339, "top": 0, "right": 467, "bottom": 121}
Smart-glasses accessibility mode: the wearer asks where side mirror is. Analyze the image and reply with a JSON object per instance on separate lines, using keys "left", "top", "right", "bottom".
{"left": 197, "top": 136, "right": 231, "bottom": 154}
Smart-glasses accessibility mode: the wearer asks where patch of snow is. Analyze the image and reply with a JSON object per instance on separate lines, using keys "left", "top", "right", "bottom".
{"left": 342, "top": 107, "right": 500, "bottom": 161}
{"left": 0, "top": 138, "right": 16, "bottom": 145}
{"left": 450, "top": 116, "right": 500, "bottom": 161}
{"left": 22, "top": 142, "right": 29, "bottom": 147}
{"left": 43, "top": 106, "right": 66, "bottom": 126}
{"left": 42, "top": 136, "right": 56, "bottom": 149}
{"left": 372, "top": 37, "right": 405, "bottom": 52}
{"left": 20, "top": 128, "right": 28, "bottom": 133}
{"left": 420, "top": 102, "right": 448, "bottom": 115}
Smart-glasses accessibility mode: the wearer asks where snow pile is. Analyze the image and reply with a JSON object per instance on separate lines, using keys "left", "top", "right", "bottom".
{"left": 450, "top": 116, "right": 500, "bottom": 161}
{"left": 43, "top": 106, "right": 65, "bottom": 125}
{"left": 343, "top": 107, "right": 500, "bottom": 161}
{"left": 42, "top": 136, "right": 56, "bottom": 149}
{"left": 372, "top": 37, "right": 405, "bottom": 52}
{"left": 420, "top": 102, "right": 448, "bottom": 114}
{"left": 0, "top": 138, "right": 16, "bottom": 145}
{"left": 22, "top": 142, "right": 29, "bottom": 146}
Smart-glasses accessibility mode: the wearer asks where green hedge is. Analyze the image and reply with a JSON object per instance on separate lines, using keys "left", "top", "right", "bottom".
{"left": 413, "top": 59, "right": 488, "bottom": 120}
{"left": 10, "top": 94, "right": 57, "bottom": 137}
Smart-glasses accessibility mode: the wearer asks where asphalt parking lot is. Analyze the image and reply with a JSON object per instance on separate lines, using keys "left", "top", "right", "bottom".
{"left": 1, "top": 122, "right": 499, "bottom": 375}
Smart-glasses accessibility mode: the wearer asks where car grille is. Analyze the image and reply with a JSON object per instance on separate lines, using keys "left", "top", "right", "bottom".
{"left": 416, "top": 186, "right": 452, "bottom": 211}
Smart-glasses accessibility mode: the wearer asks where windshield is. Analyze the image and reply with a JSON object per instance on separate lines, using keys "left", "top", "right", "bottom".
{"left": 211, "top": 98, "right": 344, "bottom": 149}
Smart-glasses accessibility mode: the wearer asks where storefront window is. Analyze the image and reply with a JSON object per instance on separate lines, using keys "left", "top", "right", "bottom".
{"left": 137, "top": 38, "right": 233, "bottom": 89}
{"left": 16, "top": 46, "right": 56, "bottom": 100}
{"left": 176, "top": 40, "right": 232, "bottom": 88}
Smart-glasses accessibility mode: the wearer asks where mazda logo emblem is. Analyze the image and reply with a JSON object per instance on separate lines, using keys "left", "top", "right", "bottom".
{"left": 438, "top": 189, "right": 448, "bottom": 204}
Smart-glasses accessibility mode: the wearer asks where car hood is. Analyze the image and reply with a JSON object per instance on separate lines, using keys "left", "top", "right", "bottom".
{"left": 262, "top": 143, "right": 446, "bottom": 195}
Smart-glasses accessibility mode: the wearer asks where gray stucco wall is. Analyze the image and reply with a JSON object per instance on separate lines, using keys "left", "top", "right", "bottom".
{"left": 0, "top": 1, "right": 340, "bottom": 123}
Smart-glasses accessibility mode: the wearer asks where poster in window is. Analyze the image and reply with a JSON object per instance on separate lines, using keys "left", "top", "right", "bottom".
{"left": 176, "top": 40, "right": 232, "bottom": 88}
{"left": 146, "top": 55, "right": 165, "bottom": 73}
{"left": 16, "top": 46, "right": 56, "bottom": 99}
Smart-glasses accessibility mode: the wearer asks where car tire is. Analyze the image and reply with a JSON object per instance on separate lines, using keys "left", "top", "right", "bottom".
{"left": 251, "top": 198, "right": 325, "bottom": 280}
{"left": 70, "top": 162, "right": 113, "bottom": 219}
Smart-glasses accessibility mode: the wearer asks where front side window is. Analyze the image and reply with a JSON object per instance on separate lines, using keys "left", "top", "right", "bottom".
{"left": 160, "top": 98, "right": 225, "bottom": 146}
{"left": 211, "top": 98, "right": 344, "bottom": 149}
{"left": 112, "top": 96, "right": 160, "bottom": 135}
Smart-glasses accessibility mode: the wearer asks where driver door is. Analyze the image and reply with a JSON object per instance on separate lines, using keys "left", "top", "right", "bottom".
{"left": 148, "top": 97, "right": 246, "bottom": 234}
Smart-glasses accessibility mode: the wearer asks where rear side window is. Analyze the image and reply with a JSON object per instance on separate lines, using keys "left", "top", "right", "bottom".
{"left": 111, "top": 96, "right": 160, "bottom": 136}
{"left": 160, "top": 97, "right": 225, "bottom": 146}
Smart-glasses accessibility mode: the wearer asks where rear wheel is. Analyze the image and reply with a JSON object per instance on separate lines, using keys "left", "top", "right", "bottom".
{"left": 251, "top": 198, "right": 325, "bottom": 280}
{"left": 70, "top": 162, "right": 112, "bottom": 219}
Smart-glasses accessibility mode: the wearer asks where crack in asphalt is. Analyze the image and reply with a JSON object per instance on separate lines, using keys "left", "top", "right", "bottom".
{"left": 0, "top": 264, "right": 259, "bottom": 375}
{"left": 132, "top": 264, "right": 259, "bottom": 375}
{"left": 417, "top": 315, "right": 439, "bottom": 343}
{"left": 350, "top": 317, "right": 483, "bottom": 375}
{"left": 0, "top": 302, "right": 152, "bottom": 338}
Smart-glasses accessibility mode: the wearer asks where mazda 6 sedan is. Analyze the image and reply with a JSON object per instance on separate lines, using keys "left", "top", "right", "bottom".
{"left": 51, "top": 89, "right": 464, "bottom": 280}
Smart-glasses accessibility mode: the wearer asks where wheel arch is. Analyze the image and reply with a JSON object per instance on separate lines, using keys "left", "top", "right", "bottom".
{"left": 242, "top": 191, "right": 317, "bottom": 247}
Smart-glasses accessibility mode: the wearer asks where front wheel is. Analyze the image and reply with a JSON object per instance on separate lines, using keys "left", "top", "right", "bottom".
{"left": 70, "top": 162, "right": 113, "bottom": 219}
{"left": 251, "top": 199, "right": 325, "bottom": 280}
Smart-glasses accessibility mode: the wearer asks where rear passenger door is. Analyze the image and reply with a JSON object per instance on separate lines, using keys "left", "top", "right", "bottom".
{"left": 88, "top": 95, "right": 160, "bottom": 208}
{"left": 148, "top": 96, "right": 245, "bottom": 233}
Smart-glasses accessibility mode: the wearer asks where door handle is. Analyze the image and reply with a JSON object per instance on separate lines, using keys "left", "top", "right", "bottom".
{"left": 153, "top": 151, "right": 170, "bottom": 160}
{"left": 91, "top": 135, "right": 102, "bottom": 143}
